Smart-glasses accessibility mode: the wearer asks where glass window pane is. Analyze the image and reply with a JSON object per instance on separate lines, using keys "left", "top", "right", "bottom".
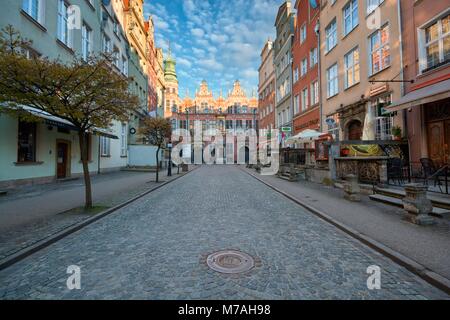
{"left": 442, "top": 14, "right": 449, "bottom": 34}
{"left": 426, "top": 42, "right": 440, "bottom": 68}
{"left": 425, "top": 22, "right": 438, "bottom": 43}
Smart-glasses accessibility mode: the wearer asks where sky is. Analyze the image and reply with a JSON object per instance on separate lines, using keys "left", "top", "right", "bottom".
{"left": 143, "top": 0, "right": 285, "bottom": 99}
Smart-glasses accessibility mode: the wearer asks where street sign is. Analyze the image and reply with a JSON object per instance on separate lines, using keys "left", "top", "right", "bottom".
{"left": 281, "top": 127, "right": 291, "bottom": 132}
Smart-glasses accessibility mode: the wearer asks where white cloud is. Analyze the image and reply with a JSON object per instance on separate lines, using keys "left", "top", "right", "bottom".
{"left": 191, "top": 28, "right": 205, "bottom": 38}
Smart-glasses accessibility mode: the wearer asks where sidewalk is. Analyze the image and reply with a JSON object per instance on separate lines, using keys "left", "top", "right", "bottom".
{"left": 242, "top": 167, "right": 450, "bottom": 281}
{"left": 0, "top": 168, "right": 187, "bottom": 260}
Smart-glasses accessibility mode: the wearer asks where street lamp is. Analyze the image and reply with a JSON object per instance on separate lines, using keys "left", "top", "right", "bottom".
{"left": 167, "top": 142, "right": 173, "bottom": 176}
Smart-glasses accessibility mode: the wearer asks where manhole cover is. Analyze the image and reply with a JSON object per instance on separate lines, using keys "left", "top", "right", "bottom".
{"left": 206, "top": 250, "right": 255, "bottom": 274}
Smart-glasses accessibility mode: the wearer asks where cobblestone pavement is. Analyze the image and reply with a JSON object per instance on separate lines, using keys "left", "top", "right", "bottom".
{"left": 0, "top": 170, "right": 182, "bottom": 261}
{"left": 0, "top": 166, "right": 448, "bottom": 299}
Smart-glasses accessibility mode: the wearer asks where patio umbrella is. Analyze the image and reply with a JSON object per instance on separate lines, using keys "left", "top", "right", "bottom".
{"left": 285, "top": 129, "right": 326, "bottom": 145}
{"left": 362, "top": 105, "right": 376, "bottom": 140}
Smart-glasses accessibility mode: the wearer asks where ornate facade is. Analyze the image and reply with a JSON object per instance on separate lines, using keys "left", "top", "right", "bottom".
{"left": 113, "top": 0, "right": 165, "bottom": 114}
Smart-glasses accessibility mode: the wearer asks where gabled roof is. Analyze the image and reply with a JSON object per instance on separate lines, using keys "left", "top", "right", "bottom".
{"left": 275, "top": 1, "right": 291, "bottom": 27}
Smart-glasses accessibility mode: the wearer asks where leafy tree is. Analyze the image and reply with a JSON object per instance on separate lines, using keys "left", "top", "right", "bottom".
{"left": 0, "top": 26, "right": 140, "bottom": 208}
{"left": 140, "top": 117, "right": 172, "bottom": 182}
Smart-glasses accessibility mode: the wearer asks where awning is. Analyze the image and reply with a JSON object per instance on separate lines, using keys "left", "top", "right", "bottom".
{"left": 2, "top": 105, "right": 118, "bottom": 139}
{"left": 286, "top": 129, "right": 326, "bottom": 144}
{"left": 386, "top": 78, "right": 450, "bottom": 112}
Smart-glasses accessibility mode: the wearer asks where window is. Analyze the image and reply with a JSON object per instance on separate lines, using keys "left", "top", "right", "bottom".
{"left": 344, "top": 47, "right": 360, "bottom": 88}
{"left": 120, "top": 123, "right": 127, "bottom": 157}
{"left": 311, "top": 81, "right": 319, "bottom": 105}
{"left": 122, "top": 56, "right": 128, "bottom": 76}
{"left": 327, "top": 117, "right": 340, "bottom": 141}
{"left": 294, "top": 94, "right": 300, "bottom": 114}
{"left": 327, "top": 64, "right": 338, "bottom": 98}
{"left": 310, "top": 48, "right": 318, "bottom": 67}
{"left": 300, "top": 24, "right": 307, "bottom": 43}
{"left": 367, "top": 0, "right": 384, "bottom": 15}
{"left": 278, "top": 112, "right": 282, "bottom": 127}
{"left": 301, "top": 58, "right": 308, "bottom": 76}
{"left": 301, "top": 88, "right": 309, "bottom": 111}
{"left": 100, "top": 137, "right": 111, "bottom": 156}
{"left": 102, "top": 34, "right": 111, "bottom": 53}
{"left": 293, "top": 67, "right": 299, "bottom": 82}
{"left": 369, "top": 24, "right": 390, "bottom": 75}
{"left": 326, "top": 19, "right": 337, "bottom": 52}
{"left": 113, "top": 47, "right": 120, "bottom": 69}
{"left": 343, "top": 0, "right": 358, "bottom": 36}
{"left": 22, "top": 0, "right": 42, "bottom": 23}
{"left": 113, "top": 19, "right": 119, "bottom": 35}
{"left": 57, "top": 0, "right": 72, "bottom": 47}
{"left": 81, "top": 23, "right": 92, "bottom": 61}
{"left": 372, "top": 95, "right": 393, "bottom": 140}
{"left": 17, "top": 121, "right": 37, "bottom": 163}
{"left": 421, "top": 14, "right": 450, "bottom": 71}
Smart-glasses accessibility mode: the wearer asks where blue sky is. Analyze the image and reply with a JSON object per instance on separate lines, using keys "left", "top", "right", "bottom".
{"left": 143, "top": 0, "right": 284, "bottom": 99}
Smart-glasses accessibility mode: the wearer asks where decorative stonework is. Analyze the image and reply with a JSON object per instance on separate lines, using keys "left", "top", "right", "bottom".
{"left": 402, "top": 184, "right": 435, "bottom": 225}
{"left": 344, "top": 174, "right": 361, "bottom": 202}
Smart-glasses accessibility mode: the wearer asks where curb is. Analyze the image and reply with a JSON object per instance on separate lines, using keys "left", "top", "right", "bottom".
{"left": 242, "top": 168, "right": 450, "bottom": 296}
{"left": 0, "top": 167, "right": 198, "bottom": 272}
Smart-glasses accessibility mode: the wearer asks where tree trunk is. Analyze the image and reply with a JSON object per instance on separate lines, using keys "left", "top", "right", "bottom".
{"left": 79, "top": 131, "right": 93, "bottom": 209}
{"left": 156, "top": 146, "right": 160, "bottom": 182}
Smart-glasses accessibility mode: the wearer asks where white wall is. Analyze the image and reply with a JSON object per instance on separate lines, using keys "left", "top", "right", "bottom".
{"left": 128, "top": 145, "right": 161, "bottom": 167}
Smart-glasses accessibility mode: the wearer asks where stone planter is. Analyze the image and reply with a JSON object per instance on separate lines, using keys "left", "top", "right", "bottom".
{"left": 402, "top": 184, "right": 435, "bottom": 225}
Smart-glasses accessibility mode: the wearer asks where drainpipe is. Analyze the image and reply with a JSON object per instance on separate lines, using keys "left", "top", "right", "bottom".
{"left": 397, "top": 0, "right": 411, "bottom": 165}
{"left": 316, "top": 20, "right": 322, "bottom": 133}
{"left": 97, "top": 135, "right": 101, "bottom": 175}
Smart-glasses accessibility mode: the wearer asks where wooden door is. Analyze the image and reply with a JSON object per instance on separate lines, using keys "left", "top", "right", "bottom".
{"left": 57, "top": 142, "right": 68, "bottom": 179}
{"left": 445, "top": 120, "right": 450, "bottom": 164}
{"left": 348, "top": 120, "right": 362, "bottom": 140}
{"left": 427, "top": 121, "right": 445, "bottom": 166}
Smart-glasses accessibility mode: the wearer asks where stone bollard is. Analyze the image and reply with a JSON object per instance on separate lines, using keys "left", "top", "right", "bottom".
{"left": 181, "top": 164, "right": 189, "bottom": 172}
{"left": 344, "top": 174, "right": 361, "bottom": 202}
{"left": 402, "top": 184, "right": 435, "bottom": 225}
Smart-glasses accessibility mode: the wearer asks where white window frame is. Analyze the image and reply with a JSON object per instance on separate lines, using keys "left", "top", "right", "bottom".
{"left": 22, "top": 0, "right": 43, "bottom": 23}
{"left": 300, "top": 24, "right": 307, "bottom": 44}
{"left": 301, "top": 87, "right": 309, "bottom": 111}
{"left": 294, "top": 94, "right": 300, "bottom": 114}
{"left": 311, "top": 81, "right": 319, "bottom": 105}
{"left": 103, "top": 34, "right": 111, "bottom": 53}
{"left": 81, "top": 23, "right": 92, "bottom": 61}
{"left": 343, "top": 0, "right": 359, "bottom": 36}
{"left": 327, "top": 63, "right": 338, "bottom": 98}
{"left": 344, "top": 46, "right": 360, "bottom": 88}
{"left": 310, "top": 48, "right": 318, "bottom": 67}
{"left": 57, "top": 0, "right": 72, "bottom": 47}
{"left": 294, "top": 67, "right": 299, "bottom": 83}
{"left": 367, "top": 0, "right": 384, "bottom": 15}
{"left": 301, "top": 58, "right": 308, "bottom": 76}
{"left": 100, "top": 136, "right": 111, "bottom": 157}
{"left": 326, "top": 19, "right": 337, "bottom": 52}
{"left": 122, "top": 56, "right": 128, "bottom": 76}
{"left": 369, "top": 24, "right": 390, "bottom": 75}
{"left": 419, "top": 13, "right": 450, "bottom": 72}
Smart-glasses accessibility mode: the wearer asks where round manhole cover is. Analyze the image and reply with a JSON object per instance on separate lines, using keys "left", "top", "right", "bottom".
{"left": 206, "top": 250, "right": 255, "bottom": 274}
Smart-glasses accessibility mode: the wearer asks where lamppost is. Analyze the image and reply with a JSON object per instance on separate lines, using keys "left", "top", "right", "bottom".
{"left": 167, "top": 142, "right": 172, "bottom": 176}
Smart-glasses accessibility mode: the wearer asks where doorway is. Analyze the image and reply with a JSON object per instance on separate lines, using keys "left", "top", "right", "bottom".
{"left": 347, "top": 120, "right": 362, "bottom": 140}
{"left": 56, "top": 141, "right": 71, "bottom": 179}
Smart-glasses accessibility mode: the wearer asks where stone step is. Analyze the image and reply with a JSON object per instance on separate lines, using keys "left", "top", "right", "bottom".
{"left": 374, "top": 186, "right": 450, "bottom": 210}
{"left": 369, "top": 194, "right": 450, "bottom": 218}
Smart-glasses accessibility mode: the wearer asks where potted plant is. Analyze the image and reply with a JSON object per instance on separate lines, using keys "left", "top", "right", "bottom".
{"left": 392, "top": 126, "right": 402, "bottom": 140}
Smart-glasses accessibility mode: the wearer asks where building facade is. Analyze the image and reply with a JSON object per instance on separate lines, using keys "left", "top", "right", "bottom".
{"left": 320, "top": 0, "right": 403, "bottom": 142}
{"left": 292, "top": 0, "right": 321, "bottom": 135}
{"left": 387, "top": 0, "right": 450, "bottom": 168}
{"left": 258, "top": 40, "right": 276, "bottom": 131}
{"left": 0, "top": 0, "right": 133, "bottom": 187}
{"left": 274, "top": 1, "right": 295, "bottom": 145}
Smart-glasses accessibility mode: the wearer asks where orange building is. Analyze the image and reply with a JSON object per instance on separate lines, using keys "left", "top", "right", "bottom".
{"left": 291, "top": 0, "right": 321, "bottom": 135}
{"left": 258, "top": 40, "right": 276, "bottom": 131}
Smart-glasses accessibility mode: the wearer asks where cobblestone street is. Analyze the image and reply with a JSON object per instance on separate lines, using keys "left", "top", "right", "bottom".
{"left": 0, "top": 166, "right": 447, "bottom": 299}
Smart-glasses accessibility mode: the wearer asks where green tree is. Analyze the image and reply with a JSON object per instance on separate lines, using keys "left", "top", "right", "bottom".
{"left": 140, "top": 117, "right": 172, "bottom": 182}
{"left": 0, "top": 26, "right": 140, "bottom": 208}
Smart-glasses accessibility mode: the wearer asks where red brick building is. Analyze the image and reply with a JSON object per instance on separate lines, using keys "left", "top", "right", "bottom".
{"left": 291, "top": 0, "right": 321, "bottom": 135}
{"left": 258, "top": 40, "right": 276, "bottom": 131}
{"left": 388, "top": 0, "right": 450, "bottom": 168}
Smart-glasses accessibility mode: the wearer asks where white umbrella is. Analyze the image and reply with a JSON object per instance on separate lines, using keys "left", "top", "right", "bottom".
{"left": 362, "top": 105, "right": 375, "bottom": 140}
{"left": 286, "top": 129, "right": 326, "bottom": 144}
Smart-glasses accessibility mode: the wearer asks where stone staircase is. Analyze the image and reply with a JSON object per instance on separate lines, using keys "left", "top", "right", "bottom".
{"left": 370, "top": 186, "right": 450, "bottom": 218}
